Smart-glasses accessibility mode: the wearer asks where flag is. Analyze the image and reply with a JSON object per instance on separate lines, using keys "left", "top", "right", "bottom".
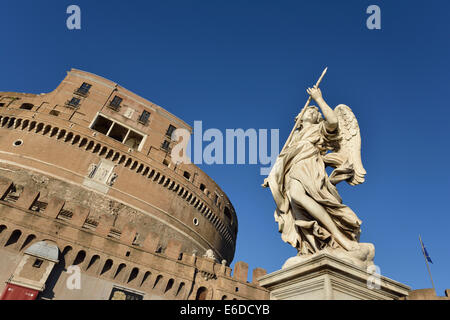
{"left": 421, "top": 242, "right": 433, "bottom": 264}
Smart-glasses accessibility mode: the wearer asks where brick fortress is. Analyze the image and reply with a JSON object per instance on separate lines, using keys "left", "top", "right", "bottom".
{"left": 0, "top": 69, "right": 269, "bottom": 300}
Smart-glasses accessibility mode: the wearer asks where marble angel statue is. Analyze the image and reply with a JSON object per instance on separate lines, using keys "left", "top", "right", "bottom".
{"left": 263, "top": 69, "right": 374, "bottom": 268}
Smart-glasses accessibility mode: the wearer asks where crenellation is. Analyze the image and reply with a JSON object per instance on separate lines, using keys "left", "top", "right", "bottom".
{"left": 119, "top": 224, "right": 137, "bottom": 245}
{"left": 95, "top": 215, "right": 114, "bottom": 237}
{"left": 142, "top": 231, "right": 160, "bottom": 253}
{"left": 233, "top": 261, "right": 249, "bottom": 283}
{"left": 71, "top": 205, "right": 90, "bottom": 227}
{"left": 15, "top": 187, "right": 40, "bottom": 211}
{"left": 251, "top": 267, "right": 267, "bottom": 285}
{"left": 165, "top": 239, "right": 183, "bottom": 260}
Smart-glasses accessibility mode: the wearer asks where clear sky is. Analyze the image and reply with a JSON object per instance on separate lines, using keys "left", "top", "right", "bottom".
{"left": 1, "top": 0, "right": 449, "bottom": 295}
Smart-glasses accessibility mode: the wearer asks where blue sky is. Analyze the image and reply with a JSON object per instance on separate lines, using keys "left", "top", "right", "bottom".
{"left": 1, "top": 0, "right": 449, "bottom": 295}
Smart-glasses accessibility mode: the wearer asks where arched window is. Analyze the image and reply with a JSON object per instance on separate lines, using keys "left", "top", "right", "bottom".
{"left": 7, "top": 118, "right": 15, "bottom": 128}
{"left": 140, "top": 271, "right": 151, "bottom": 287}
{"left": 176, "top": 282, "right": 185, "bottom": 297}
{"left": 36, "top": 123, "right": 44, "bottom": 133}
{"left": 79, "top": 138, "right": 88, "bottom": 148}
{"left": 195, "top": 287, "right": 208, "bottom": 300}
{"left": 50, "top": 127, "right": 59, "bottom": 137}
{"left": 14, "top": 119, "right": 22, "bottom": 129}
{"left": 20, "top": 234, "right": 36, "bottom": 251}
{"left": 72, "top": 135, "right": 80, "bottom": 145}
{"left": 62, "top": 245, "right": 72, "bottom": 254}
{"left": 86, "top": 141, "right": 94, "bottom": 151}
{"left": 21, "top": 119, "right": 29, "bottom": 130}
{"left": 164, "top": 279, "right": 174, "bottom": 293}
{"left": 73, "top": 250, "right": 86, "bottom": 265}
{"left": 5, "top": 229, "right": 22, "bottom": 247}
{"left": 28, "top": 121, "right": 36, "bottom": 131}
{"left": 114, "top": 263, "right": 126, "bottom": 279}
{"left": 43, "top": 125, "right": 52, "bottom": 135}
{"left": 100, "top": 259, "right": 113, "bottom": 275}
{"left": 112, "top": 152, "right": 120, "bottom": 162}
{"left": 127, "top": 267, "right": 139, "bottom": 283}
{"left": 57, "top": 129, "right": 66, "bottom": 140}
{"left": 153, "top": 275, "right": 163, "bottom": 289}
{"left": 86, "top": 255, "right": 100, "bottom": 270}
{"left": 64, "top": 132, "right": 74, "bottom": 142}
{"left": 2, "top": 117, "right": 10, "bottom": 127}
{"left": 93, "top": 144, "right": 101, "bottom": 154}
{"left": 106, "top": 150, "right": 114, "bottom": 159}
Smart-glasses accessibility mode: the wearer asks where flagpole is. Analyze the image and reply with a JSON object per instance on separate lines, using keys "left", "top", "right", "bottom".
{"left": 419, "top": 235, "right": 436, "bottom": 293}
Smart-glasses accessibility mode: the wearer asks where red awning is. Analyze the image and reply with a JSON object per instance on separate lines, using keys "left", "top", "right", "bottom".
{"left": 0, "top": 283, "right": 38, "bottom": 300}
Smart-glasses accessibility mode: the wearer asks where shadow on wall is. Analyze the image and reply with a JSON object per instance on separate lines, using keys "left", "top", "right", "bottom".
{"left": 38, "top": 246, "right": 71, "bottom": 300}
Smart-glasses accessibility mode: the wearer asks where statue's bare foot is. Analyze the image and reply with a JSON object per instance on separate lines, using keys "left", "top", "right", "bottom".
{"left": 334, "top": 235, "right": 359, "bottom": 252}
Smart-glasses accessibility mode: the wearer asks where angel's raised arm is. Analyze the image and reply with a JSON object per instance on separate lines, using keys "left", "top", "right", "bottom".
{"left": 307, "top": 86, "right": 338, "bottom": 132}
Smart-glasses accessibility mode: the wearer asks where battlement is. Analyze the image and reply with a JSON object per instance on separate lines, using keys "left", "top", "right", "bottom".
{"left": 0, "top": 176, "right": 268, "bottom": 300}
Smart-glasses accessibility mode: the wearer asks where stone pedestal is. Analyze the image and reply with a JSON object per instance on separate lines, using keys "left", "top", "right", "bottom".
{"left": 258, "top": 253, "right": 410, "bottom": 300}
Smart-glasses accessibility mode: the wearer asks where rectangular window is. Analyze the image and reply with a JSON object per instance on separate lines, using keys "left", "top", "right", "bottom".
{"left": 124, "top": 130, "right": 144, "bottom": 149}
{"left": 33, "top": 259, "right": 43, "bottom": 268}
{"left": 109, "top": 287, "right": 143, "bottom": 300}
{"left": 49, "top": 110, "right": 60, "bottom": 117}
{"left": 161, "top": 140, "right": 170, "bottom": 151}
{"left": 91, "top": 114, "right": 146, "bottom": 151}
{"left": 0, "top": 103, "right": 5, "bottom": 108}
{"left": 109, "top": 96, "right": 123, "bottom": 110}
{"left": 68, "top": 97, "right": 81, "bottom": 108}
{"left": 183, "top": 171, "right": 191, "bottom": 180}
{"left": 20, "top": 103, "right": 34, "bottom": 110}
{"left": 91, "top": 115, "right": 113, "bottom": 135}
{"left": 81, "top": 82, "right": 91, "bottom": 91}
{"left": 138, "top": 110, "right": 151, "bottom": 125}
{"left": 76, "top": 82, "right": 92, "bottom": 96}
{"left": 200, "top": 184, "right": 206, "bottom": 191}
{"left": 108, "top": 123, "right": 128, "bottom": 142}
{"left": 166, "top": 125, "right": 176, "bottom": 138}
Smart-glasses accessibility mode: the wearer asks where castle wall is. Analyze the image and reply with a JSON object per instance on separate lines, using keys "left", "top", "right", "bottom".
{"left": 0, "top": 69, "right": 237, "bottom": 263}
{"left": 0, "top": 172, "right": 268, "bottom": 300}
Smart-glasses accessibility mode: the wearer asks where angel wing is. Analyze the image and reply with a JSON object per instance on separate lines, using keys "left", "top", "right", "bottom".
{"left": 323, "top": 104, "right": 366, "bottom": 186}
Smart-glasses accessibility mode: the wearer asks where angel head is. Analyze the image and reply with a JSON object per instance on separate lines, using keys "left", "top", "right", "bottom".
{"left": 301, "top": 106, "right": 323, "bottom": 124}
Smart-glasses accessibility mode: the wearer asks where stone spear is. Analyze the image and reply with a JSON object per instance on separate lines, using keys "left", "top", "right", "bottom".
{"left": 280, "top": 67, "right": 328, "bottom": 153}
